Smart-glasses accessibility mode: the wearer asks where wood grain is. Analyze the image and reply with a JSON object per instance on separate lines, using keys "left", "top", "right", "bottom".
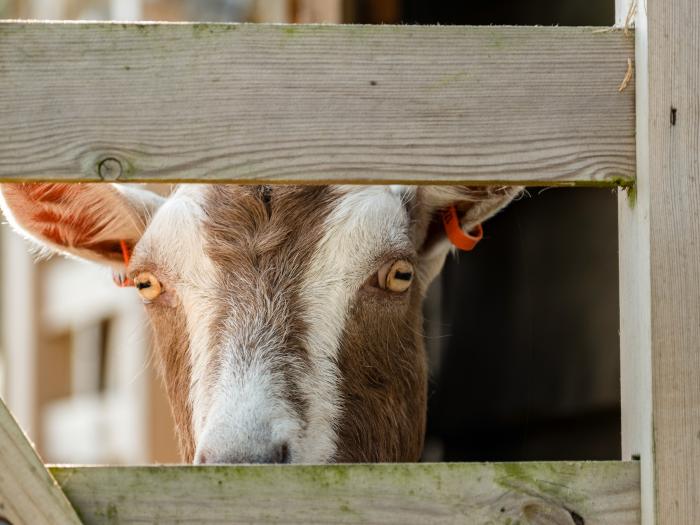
{"left": 0, "top": 399, "right": 82, "bottom": 525}
{"left": 0, "top": 22, "right": 635, "bottom": 185}
{"left": 50, "top": 462, "right": 640, "bottom": 524}
{"left": 618, "top": 0, "right": 700, "bottom": 522}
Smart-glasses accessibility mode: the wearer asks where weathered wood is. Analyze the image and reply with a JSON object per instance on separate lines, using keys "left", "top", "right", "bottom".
{"left": 0, "top": 22, "right": 635, "bottom": 185}
{"left": 618, "top": 0, "right": 700, "bottom": 523}
{"left": 0, "top": 399, "right": 82, "bottom": 525}
{"left": 50, "top": 462, "right": 640, "bottom": 524}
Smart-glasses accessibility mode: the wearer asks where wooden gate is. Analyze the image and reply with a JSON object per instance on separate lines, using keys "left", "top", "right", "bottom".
{"left": 0, "top": 0, "right": 698, "bottom": 522}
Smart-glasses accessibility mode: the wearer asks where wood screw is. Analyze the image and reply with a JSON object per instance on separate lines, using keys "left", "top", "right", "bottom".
{"left": 98, "top": 157, "right": 123, "bottom": 181}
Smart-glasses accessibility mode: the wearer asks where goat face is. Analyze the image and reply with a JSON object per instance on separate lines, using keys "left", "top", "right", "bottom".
{"left": 0, "top": 183, "right": 518, "bottom": 463}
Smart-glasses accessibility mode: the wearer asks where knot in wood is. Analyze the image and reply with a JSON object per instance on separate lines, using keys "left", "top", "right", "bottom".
{"left": 98, "top": 157, "right": 123, "bottom": 181}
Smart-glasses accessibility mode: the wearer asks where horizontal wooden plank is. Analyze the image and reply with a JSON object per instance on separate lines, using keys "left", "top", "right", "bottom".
{"left": 0, "top": 22, "right": 635, "bottom": 185}
{"left": 50, "top": 462, "right": 640, "bottom": 524}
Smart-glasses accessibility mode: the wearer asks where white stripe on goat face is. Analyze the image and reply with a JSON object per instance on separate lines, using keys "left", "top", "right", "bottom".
{"left": 295, "top": 186, "right": 414, "bottom": 462}
{"left": 133, "top": 185, "right": 414, "bottom": 463}
{"left": 133, "top": 186, "right": 221, "bottom": 443}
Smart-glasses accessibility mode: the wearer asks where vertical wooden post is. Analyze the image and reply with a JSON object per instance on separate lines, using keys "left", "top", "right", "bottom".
{"left": 614, "top": 0, "right": 633, "bottom": 27}
{"left": 1, "top": 230, "right": 38, "bottom": 438}
{"left": 618, "top": 0, "right": 700, "bottom": 523}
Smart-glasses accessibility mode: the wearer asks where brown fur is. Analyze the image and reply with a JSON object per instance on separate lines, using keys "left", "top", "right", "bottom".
{"left": 334, "top": 285, "right": 428, "bottom": 461}
{"left": 199, "top": 186, "right": 338, "bottom": 457}
{"left": 195, "top": 185, "right": 430, "bottom": 462}
{"left": 331, "top": 189, "right": 429, "bottom": 461}
{"left": 147, "top": 300, "right": 196, "bottom": 462}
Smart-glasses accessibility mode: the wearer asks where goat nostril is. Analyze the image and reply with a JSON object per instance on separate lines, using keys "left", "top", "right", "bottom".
{"left": 278, "top": 443, "right": 290, "bottom": 463}
{"left": 195, "top": 442, "right": 290, "bottom": 464}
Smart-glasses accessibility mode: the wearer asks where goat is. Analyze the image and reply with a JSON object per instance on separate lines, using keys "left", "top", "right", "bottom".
{"left": 0, "top": 183, "right": 517, "bottom": 464}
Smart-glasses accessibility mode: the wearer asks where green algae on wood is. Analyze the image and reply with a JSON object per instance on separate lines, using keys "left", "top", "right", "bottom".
{"left": 49, "top": 462, "right": 640, "bottom": 524}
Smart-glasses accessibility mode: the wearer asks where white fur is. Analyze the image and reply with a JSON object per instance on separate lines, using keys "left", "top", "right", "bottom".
{"left": 188, "top": 186, "right": 413, "bottom": 463}
{"left": 145, "top": 187, "right": 309, "bottom": 462}
{"left": 136, "top": 186, "right": 221, "bottom": 438}
{"left": 193, "top": 332, "right": 302, "bottom": 463}
{"left": 171, "top": 186, "right": 413, "bottom": 463}
{"left": 295, "top": 186, "right": 412, "bottom": 462}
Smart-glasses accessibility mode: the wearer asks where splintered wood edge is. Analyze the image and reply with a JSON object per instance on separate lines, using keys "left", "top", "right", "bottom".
{"left": 0, "top": 399, "right": 82, "bottom": 525}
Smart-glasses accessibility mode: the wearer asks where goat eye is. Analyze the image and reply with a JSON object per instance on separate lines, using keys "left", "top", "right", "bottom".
{"left": 379, "top": 260, "right": 414, "bottom": 293}
{"left": 134, "top": 272, "right": 162, "bottom": 302}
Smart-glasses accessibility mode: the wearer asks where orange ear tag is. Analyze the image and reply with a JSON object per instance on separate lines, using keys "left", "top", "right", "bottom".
{"left": 442, "top": 206, "right": 483, "bottom": 252}
{"left": 113, "top": 239, "right": 134, "bottom": 288}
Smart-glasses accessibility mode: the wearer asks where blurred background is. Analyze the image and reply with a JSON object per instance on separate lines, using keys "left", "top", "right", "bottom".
{"left": 0, "top": 0, "right": 620, "bottom": 464}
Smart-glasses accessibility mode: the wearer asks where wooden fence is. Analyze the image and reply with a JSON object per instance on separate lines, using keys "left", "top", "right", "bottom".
{"left": 0, "top": 23, "right": 634, "bottom": 186}
{"left": 1, "top": 0, "right": 699, "bottom": 522}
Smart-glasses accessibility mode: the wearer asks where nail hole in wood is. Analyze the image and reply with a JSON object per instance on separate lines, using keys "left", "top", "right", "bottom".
{"left": 98, "top": 157, "right": 123, "bottom": 181}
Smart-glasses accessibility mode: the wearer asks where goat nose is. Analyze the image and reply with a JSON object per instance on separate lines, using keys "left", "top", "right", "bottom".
{"left": 195, "top": 442, "right": 290, "bottom": 465}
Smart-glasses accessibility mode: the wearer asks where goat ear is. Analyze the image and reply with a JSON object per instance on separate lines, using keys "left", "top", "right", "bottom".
{"left": 0, "top": 183, "right": 164, "bottom": 268}
{"left": 418, "top": 186, "right": 522, "bottom": 284}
